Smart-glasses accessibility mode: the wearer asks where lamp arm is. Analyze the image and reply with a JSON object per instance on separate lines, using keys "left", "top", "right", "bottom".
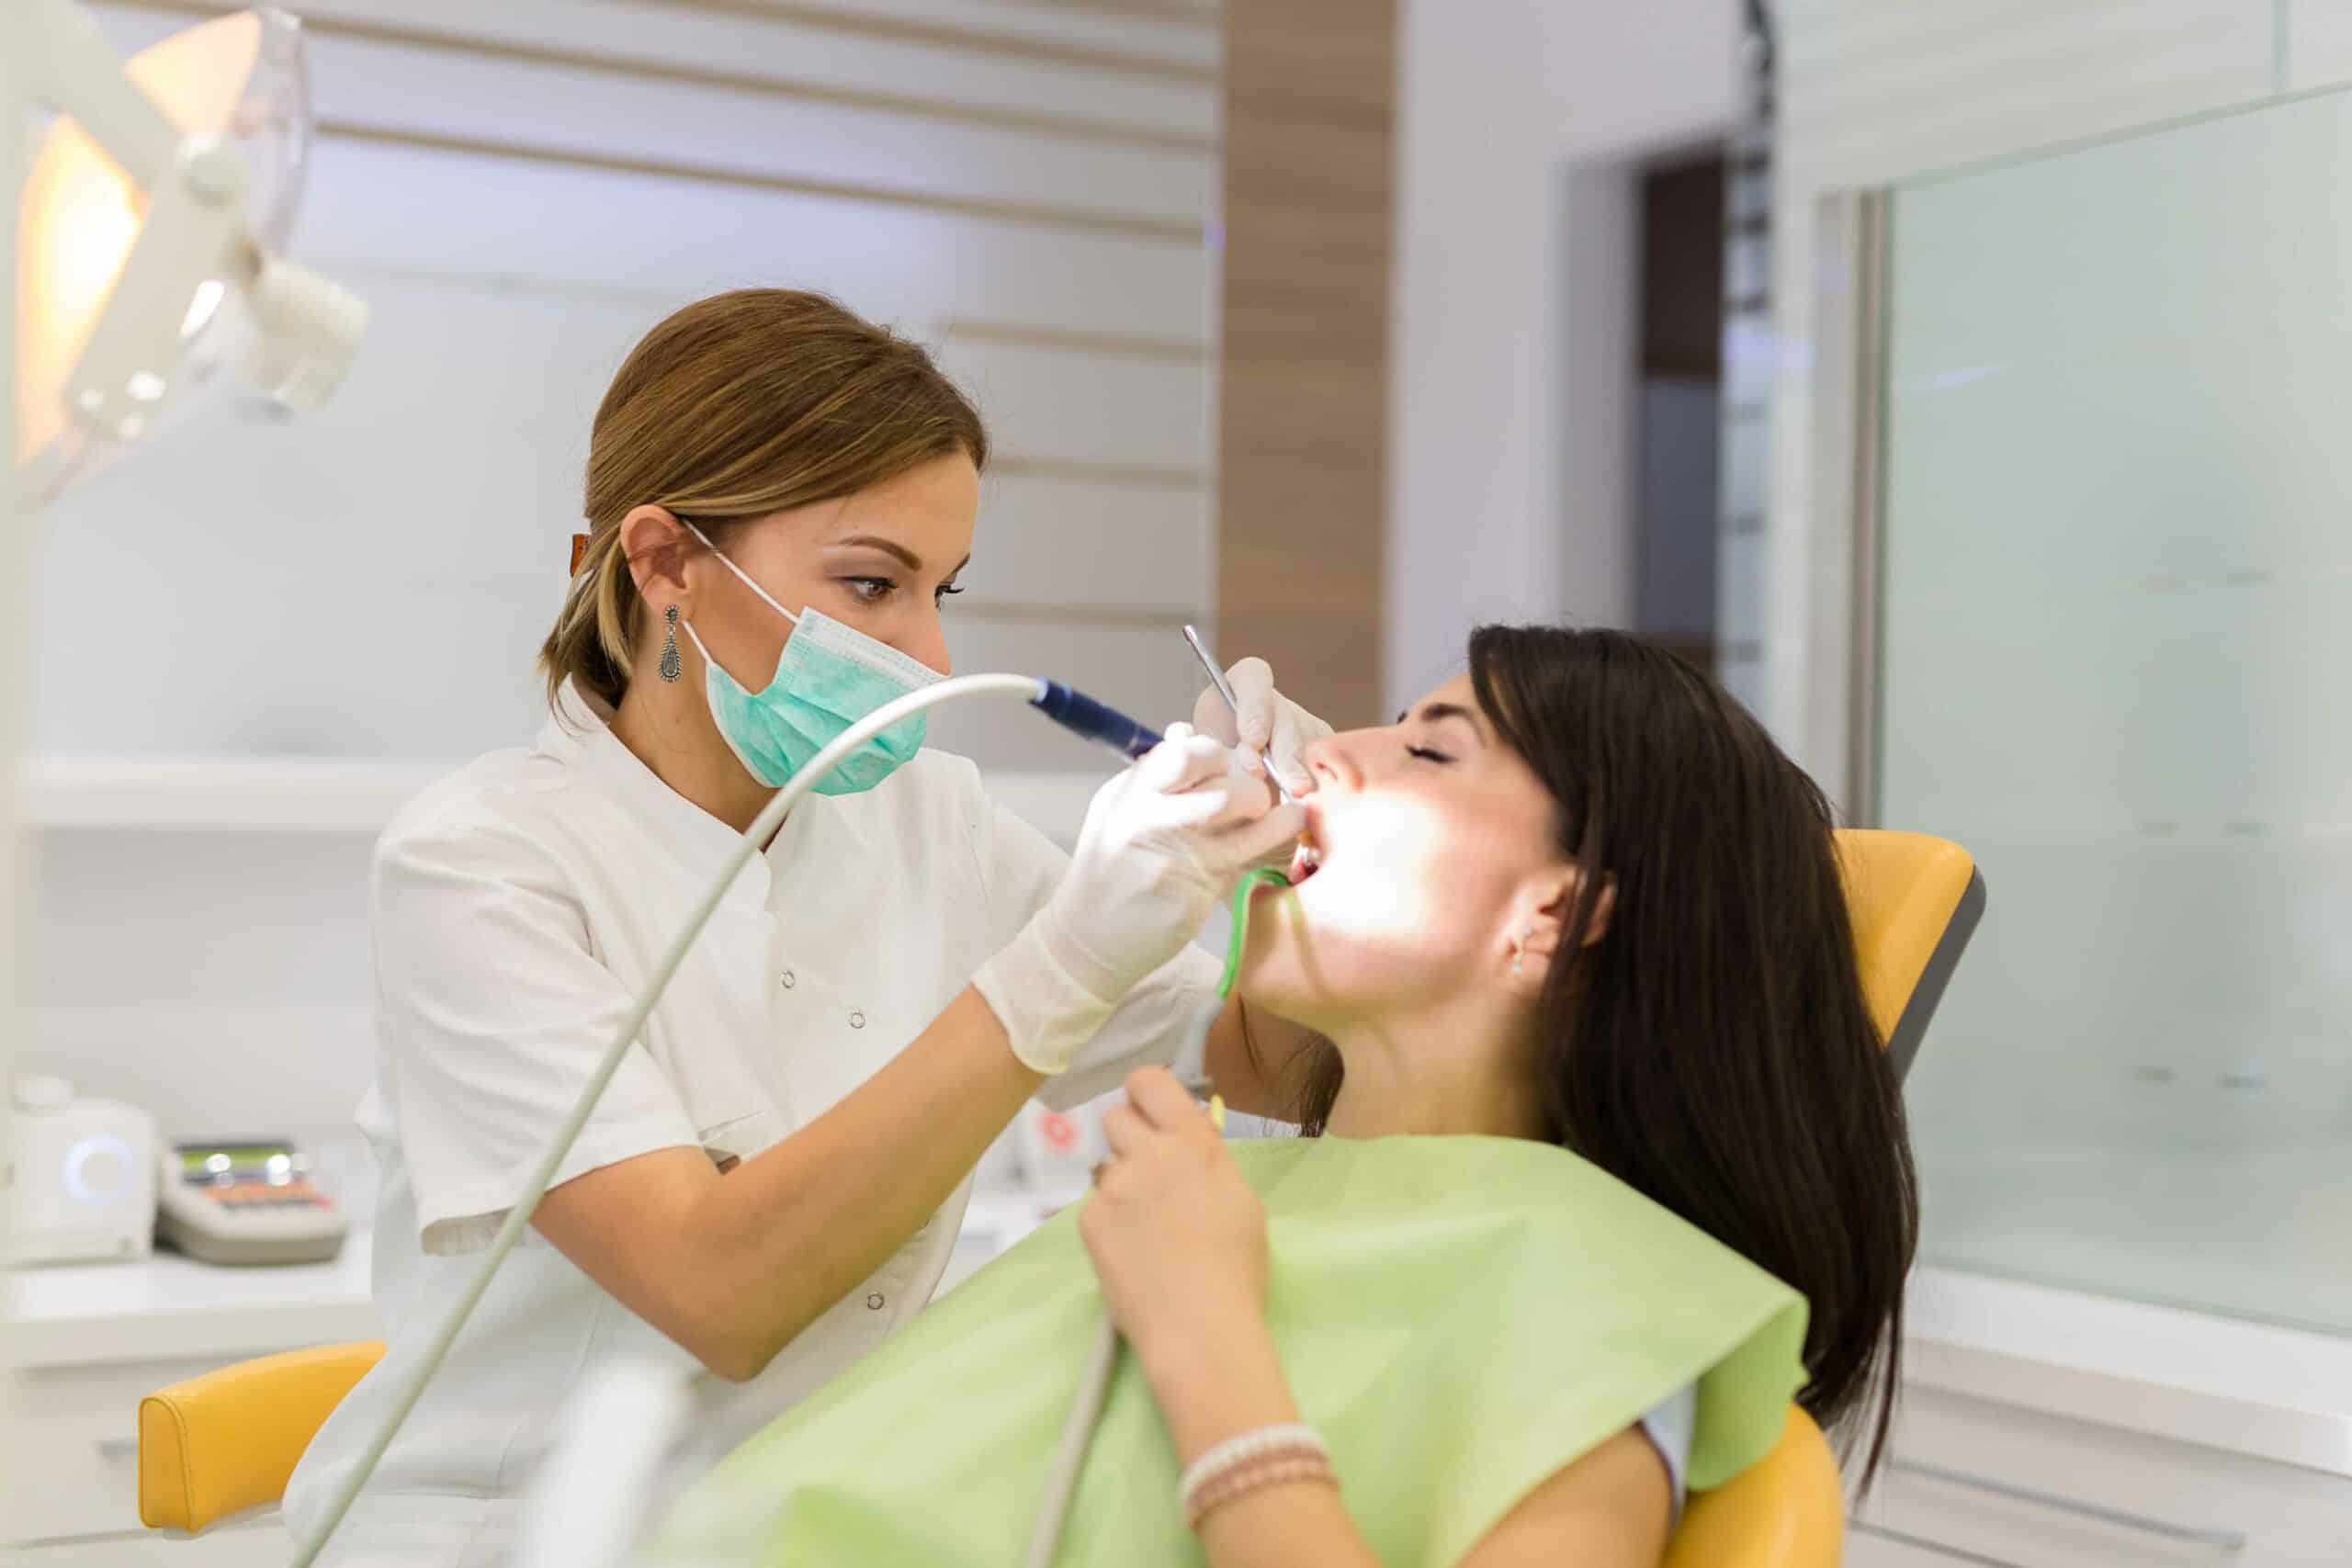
{"left": 21, "top": 0, "right": 183, "bottom": 195}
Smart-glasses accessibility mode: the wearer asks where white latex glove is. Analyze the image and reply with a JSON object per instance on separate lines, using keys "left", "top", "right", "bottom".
{"left": 974, "top": 724, "right": 1306, "bottom": 1075}
{"left": 1191, "top": 657, "right": 1335, "bottom": 800}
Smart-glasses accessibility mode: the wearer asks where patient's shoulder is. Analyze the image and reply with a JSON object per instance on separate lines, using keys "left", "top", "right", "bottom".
{"left": 1456, "top": 1424, "right": 1673, "bottom": 1568}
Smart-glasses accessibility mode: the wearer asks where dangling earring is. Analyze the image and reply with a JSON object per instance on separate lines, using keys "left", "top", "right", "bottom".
{"left": 659, "top": 605, "right": 682, "bottom": 682}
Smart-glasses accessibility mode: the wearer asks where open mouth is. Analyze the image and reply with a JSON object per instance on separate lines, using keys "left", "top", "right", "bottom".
{"left": 1288, "top": 825, "right": 1324, "bottom": 885}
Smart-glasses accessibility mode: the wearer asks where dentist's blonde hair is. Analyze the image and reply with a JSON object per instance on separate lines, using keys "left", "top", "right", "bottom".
{"left": 540, "top": 288, "right": 988, "bottom": 712}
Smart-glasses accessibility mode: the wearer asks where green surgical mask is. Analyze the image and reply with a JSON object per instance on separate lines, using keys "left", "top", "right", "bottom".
{"left": 677, "top": 523, "right": 940, "bottom": 795}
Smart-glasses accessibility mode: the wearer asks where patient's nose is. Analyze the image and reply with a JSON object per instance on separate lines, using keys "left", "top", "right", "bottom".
{"left": 1302, "top": 732, "right": 1361, "bottom": 793}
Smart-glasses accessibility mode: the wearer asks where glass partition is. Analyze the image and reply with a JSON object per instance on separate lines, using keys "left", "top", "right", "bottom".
{"left": 1876, "top": 85, "right": 2352, "bottom": 1332}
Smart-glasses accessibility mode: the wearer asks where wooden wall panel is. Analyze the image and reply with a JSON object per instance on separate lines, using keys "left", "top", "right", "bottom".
{"left": 1216, "top": 1, "right": 1395, "bottom": 728}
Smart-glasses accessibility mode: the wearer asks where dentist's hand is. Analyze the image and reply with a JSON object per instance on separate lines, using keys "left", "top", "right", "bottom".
{"left": 1192, "top": 657, "right": 1333, "bottom": 800}
{"left": 975, "top": 726, "right": 1306, "bottom": 1075}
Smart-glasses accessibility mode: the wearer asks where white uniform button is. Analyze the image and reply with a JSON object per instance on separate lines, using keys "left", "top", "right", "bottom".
{"left": 866, "top": 1292, "right": 886, "bottom": 1311}
{"left": 849, "top": 1010, "right": 866, "bottom": 1029}
{"left": 780, "top": 970, "right": 796, "bottom": 989}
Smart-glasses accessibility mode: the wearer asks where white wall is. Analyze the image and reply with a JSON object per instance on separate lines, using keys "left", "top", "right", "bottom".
{"left": 1768, "top": 1, "right": 2352, "bottom": 780}
{"left": 27, "top": 0, "right": 1221, "bottom": 1168}
{"left": 1385, "top": 0, "right": 1739, "bottom": 710}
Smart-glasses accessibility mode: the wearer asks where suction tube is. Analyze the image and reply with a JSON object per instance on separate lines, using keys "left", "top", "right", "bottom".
{"left": 1020, "top": 865, "right": 1291, "bottom": 1568}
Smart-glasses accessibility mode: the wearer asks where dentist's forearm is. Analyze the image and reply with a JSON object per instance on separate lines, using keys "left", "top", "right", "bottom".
{"left": 534, "top": 984, "right": 1043, "bottom": 1380}
{"left": 690, "top": 985, "right": 1042, "bottom": 1367}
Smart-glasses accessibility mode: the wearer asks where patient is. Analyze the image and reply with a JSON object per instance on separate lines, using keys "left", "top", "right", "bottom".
{"left": 648, "top": 626, "right": 1917, "bottom": 1568}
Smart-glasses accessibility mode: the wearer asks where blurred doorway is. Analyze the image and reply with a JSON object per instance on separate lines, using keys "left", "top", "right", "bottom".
{"left": 1633, "top": 152, "right": 1726, "bottom": 672}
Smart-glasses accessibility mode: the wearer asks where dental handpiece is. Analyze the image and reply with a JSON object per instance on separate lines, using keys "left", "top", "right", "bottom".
{"left": 1181, "top": 625, "right": 1297, "bottom": 806}
{"left": 1031, "top": 680, "right": 1163, "bottom": 759}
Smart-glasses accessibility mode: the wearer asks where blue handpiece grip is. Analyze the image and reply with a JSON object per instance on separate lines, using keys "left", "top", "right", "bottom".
{"left": 1032, "top": 682, "right": 1163, "bottom": 760}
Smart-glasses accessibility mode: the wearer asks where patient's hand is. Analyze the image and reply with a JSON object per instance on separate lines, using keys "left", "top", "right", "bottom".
{"left": 1080, "top": 1067, "right": 1269, "bottom": 1367}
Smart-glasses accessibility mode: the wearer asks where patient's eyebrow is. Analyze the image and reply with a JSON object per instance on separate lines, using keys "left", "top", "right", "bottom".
{"left": 1403, "top": 702, "right": 1488, "bottom": 744}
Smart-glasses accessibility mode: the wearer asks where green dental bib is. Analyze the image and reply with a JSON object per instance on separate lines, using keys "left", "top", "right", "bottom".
{"left": 649, "top": 1135, "right": 1808, "bottom": 1567}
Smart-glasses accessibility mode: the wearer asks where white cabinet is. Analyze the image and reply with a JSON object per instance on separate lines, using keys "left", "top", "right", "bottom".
{"left": 4, "top": 1355, "right": 222, "bottom": 1546}
{"left": 1, "top": 1358, "right": 301, "bottom": 1562}
{"left": 1846, "top": 1268, "right": 2352, "bottom": 1568}
{"left": 3, "top": 1239, "right": 378, "bottom": 1558}
{"left": 1849, "top": 1527, "right": 1991, "bottom": 1568}
{"left": 1851, "top": 1384, "right": 2351, "bottom": 1567}
{"left": 8, "top": 1526, "right": 287, "bottom": 1566}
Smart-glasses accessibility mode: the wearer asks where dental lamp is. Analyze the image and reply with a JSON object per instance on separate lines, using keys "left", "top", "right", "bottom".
{"left": 13, "top": 3, "right": 368, "bottom": 499}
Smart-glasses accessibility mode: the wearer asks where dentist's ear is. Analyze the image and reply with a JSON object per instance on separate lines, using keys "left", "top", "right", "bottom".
{"left": 621, "top": 505, "right": 695, "bottom": 603}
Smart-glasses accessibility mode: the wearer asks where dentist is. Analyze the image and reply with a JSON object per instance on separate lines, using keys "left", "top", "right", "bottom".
{"left": 284, "top": 289, "right": 1329, "bottom": 1567}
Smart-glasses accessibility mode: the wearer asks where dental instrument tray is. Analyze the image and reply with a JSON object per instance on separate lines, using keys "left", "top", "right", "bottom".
{"left": 157, "top": 1138, "right": 348, "bottom": 1266}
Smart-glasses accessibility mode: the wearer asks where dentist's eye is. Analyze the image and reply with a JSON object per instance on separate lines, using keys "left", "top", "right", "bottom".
{"left": 846, "top": 578, "right": 895, "bottom": 604}
{"left": 935, "top": 582, "right": 965, "bottom": 606}
{"left": 1406, "top": 744, "right": 1453, "bottom": 764}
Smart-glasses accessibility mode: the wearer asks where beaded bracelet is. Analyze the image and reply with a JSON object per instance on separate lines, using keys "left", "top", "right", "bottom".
{"left": 1183, "top": 1450, "right": 1339, "bottom": 1530}
{"left": 1179, "top": 1424, "right": 1338, "bottom": 1531}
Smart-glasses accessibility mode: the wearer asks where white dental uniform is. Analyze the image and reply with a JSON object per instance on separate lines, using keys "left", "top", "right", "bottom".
{"left": 284, "top": 683, "right": 1216, "bottom": 1567}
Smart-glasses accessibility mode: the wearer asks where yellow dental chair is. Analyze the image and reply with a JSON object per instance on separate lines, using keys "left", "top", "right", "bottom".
{"left": 140, "top": 829, "right": 1984, "bottom": 1565}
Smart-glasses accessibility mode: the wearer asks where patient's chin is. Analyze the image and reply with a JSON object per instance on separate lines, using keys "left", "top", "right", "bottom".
{"left": 1234, "top": 941, "right": 1337, "bottom": 1030}
{"left": 1235, "top": 975, "right": 1322, "bottom": 1033}
{"left": 1248, "top": 893, "right": 1369, "bottom": 975}
{"left": 1238, "top": 887, "right": 1456, "bottom": 1030}
{"left": 1237, "top": 941, "right": 1384, "bottom": 1037}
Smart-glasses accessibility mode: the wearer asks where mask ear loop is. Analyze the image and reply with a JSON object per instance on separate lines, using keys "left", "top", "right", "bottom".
{"left": 679, "top": 517, "right": 801, "bottom": 628}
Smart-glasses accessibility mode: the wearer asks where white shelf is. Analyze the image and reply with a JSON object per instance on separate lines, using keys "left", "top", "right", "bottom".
{"left": 1905, "top": 1265, "right": 2352, "bottom": 1477}
{"left": 25, "top": 756, "right": 454, "bottom": 833}
{"left": 4, "top": 1234, "right": 378, "bottom": 1371}
{"left": 19, "top": 757, "right": 1107, "bottom": 841}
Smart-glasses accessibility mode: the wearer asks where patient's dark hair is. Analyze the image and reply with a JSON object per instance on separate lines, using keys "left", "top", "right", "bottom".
{"left": 1287, "top": 625, "right": 1917, "bottom": 1484}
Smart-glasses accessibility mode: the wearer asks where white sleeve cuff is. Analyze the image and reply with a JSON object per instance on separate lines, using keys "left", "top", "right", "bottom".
{"left": 1035, "top": 943, "right": 1222, "bottom": 1111}
{"left": 972, "top": 916, "right": 1120, "bottom": 1077}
